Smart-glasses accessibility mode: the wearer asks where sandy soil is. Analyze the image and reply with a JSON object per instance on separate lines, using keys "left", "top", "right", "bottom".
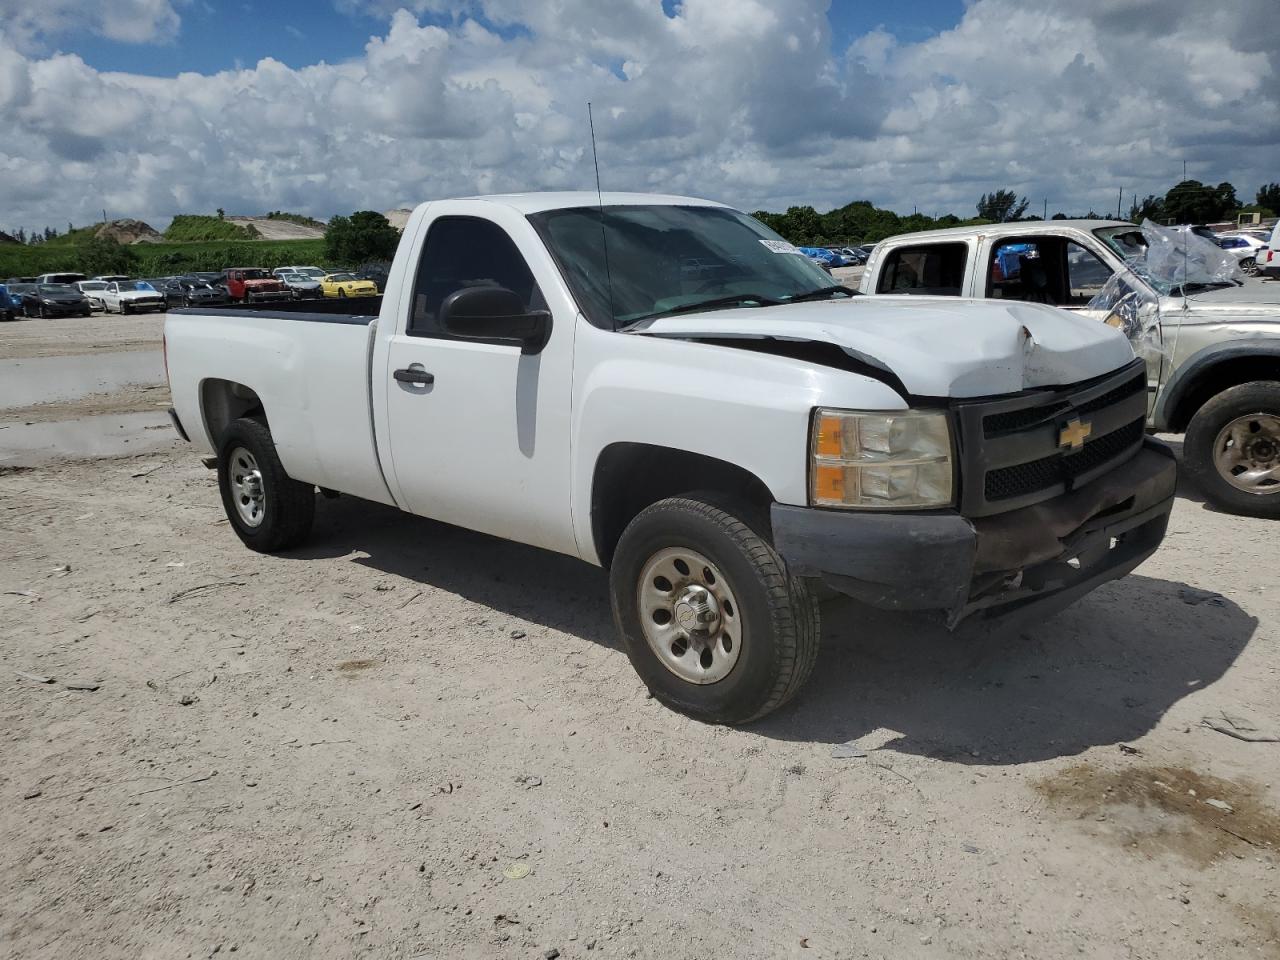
{"left": 1, "top": 326, "right": 1278, "bottom": 959}
{"left": 0, "top": 383, "right": 172, "bottom": 424}
{"left": 0, "top": 314, "right": 166, "bottom": 360}
{"left": 227, "top": 216, "right": 326, "bottom": 241}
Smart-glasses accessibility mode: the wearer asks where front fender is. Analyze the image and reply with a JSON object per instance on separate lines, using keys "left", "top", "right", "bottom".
{"left": 569, "top": 324, "right": 907, "bottom": 564}
{"left": 1157, "top": 337, "right": 1280, "bottom": 431}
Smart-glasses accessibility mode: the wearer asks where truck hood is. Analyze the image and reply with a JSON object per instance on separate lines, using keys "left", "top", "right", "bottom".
{"left": 1179, "top": 282, "right": 1280, "bottom": 316}
{"left": 639, "top": 296, "right": 1135, "bottom": 398}
{"left": 116, "top": 289, "right": 161, "bottom": 300}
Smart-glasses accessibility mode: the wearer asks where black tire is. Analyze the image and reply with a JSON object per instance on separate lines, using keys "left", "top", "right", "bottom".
{"left": 338, "top": 288, "right": 347, "bottom": 298}
{"left": 1183, "top": 380, "right": 1280, "bottom": 519}
{"left": 217, "top": 417, "right": 315, "bottom": 552}
{"left": 121, "top": 303, "right": 130, "bottom": 315}
{"left": 609, "top": 496, "right": 820, "bottom": 724}
{"left": 1242, "top": 258, "right": 1257, "bottom": 276}
{"left": 38, "top": 304, "right": 47, "bottom": 319}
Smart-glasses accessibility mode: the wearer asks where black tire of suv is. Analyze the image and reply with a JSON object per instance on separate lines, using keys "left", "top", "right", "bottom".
{"left": 217, "top": 417, "right": 316, "bottom": 552}
{"left": 609, "top": 496, "right": 820, "bottom": 724}
{"left": 1183, "top": 380, "right": 1280, "bottom": 519}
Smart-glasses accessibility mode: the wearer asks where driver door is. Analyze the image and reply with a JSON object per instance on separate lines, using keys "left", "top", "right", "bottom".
{"left": 377, "top": 206, "right": 578, "bottom": 556}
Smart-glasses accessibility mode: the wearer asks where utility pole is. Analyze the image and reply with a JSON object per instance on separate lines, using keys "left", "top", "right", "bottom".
{"left": 1043, "top": 198, "right": 1047, "bottom": 220}
{"left": 1182, "top": 159, "right": 1187, "bottom": 182}
{"left": 1117, "top": 188, "right": 1123, "bottom": 219}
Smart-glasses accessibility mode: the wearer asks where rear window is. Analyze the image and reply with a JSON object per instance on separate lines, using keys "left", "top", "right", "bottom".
{"left": 875, "top": 243, "right": 967, "bottom": 295}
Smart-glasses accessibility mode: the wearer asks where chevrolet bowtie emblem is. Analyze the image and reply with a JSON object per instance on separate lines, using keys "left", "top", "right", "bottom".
{"left": 1059, "top": 418, "right": 1093, "bottom": 451}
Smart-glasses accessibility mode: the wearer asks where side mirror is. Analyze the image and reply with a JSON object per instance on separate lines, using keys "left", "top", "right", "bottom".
{"left": 439, "top": 285, "right": 550, "bottom": 353}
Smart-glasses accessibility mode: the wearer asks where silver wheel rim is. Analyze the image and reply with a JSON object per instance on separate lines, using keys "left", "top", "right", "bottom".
{"left": 637, "top": 547, "right": 741, "bottom": 685}
{"left": 1213, "top": 413, "right": 1280, "bottom": 495}
{"left": 229, "top": 446, "right": 267, "bottom": 526}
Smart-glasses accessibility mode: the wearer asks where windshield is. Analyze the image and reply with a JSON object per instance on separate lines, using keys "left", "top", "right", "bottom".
{"left": 1094, "top": 221, "right": 1241, "bottom": 296}
{"left": 78, "top": 281, "right": 108, "bottom": 291}
{"left": 328, "top": 273, "right": 355, "bottom": 281}
{"left": 299, "top": 267, "right": 325, "bottom": 278}
{"left": 529, "top": 204, "right": 838, "bottom": 328}
{"left": 10, "top": 284, "right": 34, "bottom": 294}
{"left": 117, "top": 281, "right": 155, "bottom": 292}
{"left": 38, "top": 284, "right": 75, "bottom": 294}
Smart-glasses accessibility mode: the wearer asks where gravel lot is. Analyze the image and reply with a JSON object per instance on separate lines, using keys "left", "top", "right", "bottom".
{"left": 1, "top": 314, "right": 1278, "bottom": 960}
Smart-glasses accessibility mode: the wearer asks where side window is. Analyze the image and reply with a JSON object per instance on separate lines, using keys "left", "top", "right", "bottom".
{"left": 988, "top": 240, "right": 1048, "bottom": 301}
{"left": 409, "top": 217, "right": 543, "bottom": 338}
{"left": 1065, "top": 241, "right": 1113, "bottom": 305}
{"left": 874, "top": 243, "right": 967, "bottom": 295}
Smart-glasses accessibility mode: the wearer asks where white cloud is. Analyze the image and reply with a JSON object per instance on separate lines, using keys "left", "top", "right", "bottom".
{"left": 0, "top": 0, "right": 1277, "bottom": 234}
{"left": 0, "top": 0, "right": 184, "bottom": 47}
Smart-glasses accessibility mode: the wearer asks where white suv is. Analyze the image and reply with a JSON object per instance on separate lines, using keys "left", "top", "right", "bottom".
{"left": 1258, "top": 222, "right": 1280, "bottom": 280}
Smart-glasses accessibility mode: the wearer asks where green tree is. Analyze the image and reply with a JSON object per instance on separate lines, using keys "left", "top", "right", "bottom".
{"left": 1163, "top": 179, "right": 1238, "bottom": 223}
{"left": 1256, "top": 183, "right": 1280, "bottom": 213}
{"left": 77, "top": 236, "right": 140, "bottom": 276}
{"left": 324, "top": 211, "right": 400, "bottom": 265}
{"left": 976, "top": 189, "right": 1029, "bottom": 222}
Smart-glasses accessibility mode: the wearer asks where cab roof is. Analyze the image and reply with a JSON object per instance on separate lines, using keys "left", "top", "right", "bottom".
{"left": 434, "top": 192, "right": 728, "bottom": 215}
{"left": 878, "top": 219, "right": 1130, "bottom": 245}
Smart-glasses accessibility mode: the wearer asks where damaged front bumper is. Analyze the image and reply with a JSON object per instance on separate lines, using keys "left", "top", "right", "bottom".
{"left": 772, "top": 438, "right": 1176, "bottom": 628}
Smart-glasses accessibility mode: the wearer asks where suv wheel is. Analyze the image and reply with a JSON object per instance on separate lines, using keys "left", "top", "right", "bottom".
{"left": 1184, "top": 381, "right": 1280, "bottom": 518}
{"left": 609, "top": 496, "right": 820, "bottom": 724}
{"left": 217, "top": 417, "right": 316, "bottom": 552}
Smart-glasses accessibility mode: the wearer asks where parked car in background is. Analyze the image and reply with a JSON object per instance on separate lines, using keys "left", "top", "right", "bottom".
{"left": 21, "top": 283, "right": 92, "bottom": 318}
{"left": 1216, "top": 233, "right": 1267, "bottom": 275}
{"left": 276, "top": 271, "right": 324, "bottom": 299}
{"left": 100, "top": 280, "right": 166, "bottom": 315}
{"left": 319, "top": 272, "right": 378, "bottom": 298}
{"left": 799, "top": 246, "right": 848, "bottom": 268}
{"left": 36, "top": 272, "right": 88, "bottom": 286}
{"left": 0, "top": 283, "right": 18, "bottom": 321}
{"left": 275, "top": 265, "right": 327, "bottom": 283}
{"left": 1258, "top": 221, "right": 1280, "bottom": 280}
{"left": 6, "top": 282, "right": 35, "bottom": 315}
{"left": 93, "top": 275, "right": 131, "bottom": 284}
{"left": 220, "top": 268, "right": 290, "bottom": 304}
{"left": 355, "top": 261, "right": 391, "bottom": 293}
{"left": 75, "top": 280, "right": 110, "bottom": 311}
{"left": 861, "top": 219, "right": 1280, "bottom": 517}
{"left": 155, "top": 276, "right": 231, "bottom": 309}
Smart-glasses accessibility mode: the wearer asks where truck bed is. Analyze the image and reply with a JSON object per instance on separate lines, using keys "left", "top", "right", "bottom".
{"left": 165, "top": 302, "right": 394, "bottom": 506}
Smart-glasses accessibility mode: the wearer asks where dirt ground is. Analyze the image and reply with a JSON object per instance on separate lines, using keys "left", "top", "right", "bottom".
{"left": 1, "top": 315, "right": 1278, "bottom": 960}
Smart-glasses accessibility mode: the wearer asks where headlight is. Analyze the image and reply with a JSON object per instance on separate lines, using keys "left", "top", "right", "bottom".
{"left": 810, "top": 408, "right": 954, "bottom": 509}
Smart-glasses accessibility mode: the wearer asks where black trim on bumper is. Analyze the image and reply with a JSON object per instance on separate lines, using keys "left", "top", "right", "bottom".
{"left": 167, "top": 407, "right": 190, "bottom": 443}
{"left": 772, "top": 438, "right": 1176, "bottom": 628}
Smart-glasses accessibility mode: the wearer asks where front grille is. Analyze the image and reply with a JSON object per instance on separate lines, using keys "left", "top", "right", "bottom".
{"left": 985, "top": 417, "right": 1145, "bottom": 502}
{"left": 954, "top": 358, "right": 1148, "bottom": 516}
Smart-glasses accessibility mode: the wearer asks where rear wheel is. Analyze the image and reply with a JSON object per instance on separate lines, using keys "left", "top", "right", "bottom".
{"left": 1184, "top": 381, "right": 1280, "bottom": 518}
{"left": 1242, "top": 257, "right": 1258, "bottom": 276}
{"left": 609, "top": 496, "right": 820, "bottom": 724}
{"left": 338, "top": 288, "right": 347, "bottom": 298}
{"left": 217, "top": 417, "right": 315, "bottom": 552}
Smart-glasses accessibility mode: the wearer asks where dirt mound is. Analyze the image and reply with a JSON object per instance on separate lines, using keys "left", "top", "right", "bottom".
{"left": 227, "top": 216, "right": 326, "bottom": 241}
{"left": 384, "top": 209, "right": 412, "bottom": 232}
{"left": 96, "top": 219, "right": 162, "bottom": 244}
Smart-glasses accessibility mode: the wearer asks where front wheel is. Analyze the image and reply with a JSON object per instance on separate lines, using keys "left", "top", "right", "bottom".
{"left": 1184, "top": 381, "right": 1280, "bottom": 518}
{"left": 217, "top": 417, "right": 315, "bottom": 552}
{"left": 609, "top": 496, "right": 820, "bottom": 724}
{"left": 338, "top": 289, "right": 347, "bottom": 298}
{"left": 1242, "top": 257, "right": 1258, "bottom": 276}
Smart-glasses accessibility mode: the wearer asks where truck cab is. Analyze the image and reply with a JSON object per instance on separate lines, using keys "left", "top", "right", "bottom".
{"left": 862, "top": 221, "right": 1280, "bottom": 517}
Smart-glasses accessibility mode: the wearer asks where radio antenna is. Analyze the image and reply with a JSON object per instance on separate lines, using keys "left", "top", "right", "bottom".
{"left": 588, "top": 102, "right": 617, "bottom": 327}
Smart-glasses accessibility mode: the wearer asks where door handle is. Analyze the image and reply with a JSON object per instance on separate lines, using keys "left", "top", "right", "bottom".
{"left": 393, "top": 367, "right": 434, "bottom": 385}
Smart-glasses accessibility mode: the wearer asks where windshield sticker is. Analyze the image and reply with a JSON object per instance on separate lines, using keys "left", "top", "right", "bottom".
{"left": 759, "top": 239, "right": 803, "bottom": 255}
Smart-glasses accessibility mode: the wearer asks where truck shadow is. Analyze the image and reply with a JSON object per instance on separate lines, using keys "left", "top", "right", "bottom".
{"left": 292, "top": 496, "right": 1256, "bottom": 766}
{"left": 753, "top": 579, "right": 1256, "bottom": 763}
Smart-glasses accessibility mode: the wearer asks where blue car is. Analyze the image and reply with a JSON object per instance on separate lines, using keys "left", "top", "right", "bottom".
{"left": 798, "top": 246, "right": 849, "bottom": 268}
{"left": 0, "top": 282, "right": 22, "bottom": 321}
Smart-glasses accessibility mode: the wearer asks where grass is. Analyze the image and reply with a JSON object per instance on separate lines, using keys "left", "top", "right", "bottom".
{"left": 163, "top": 215, "right": 258, "bottom": 243}
{"left": 0, "top": 238, "right": 329, "bottom": 279}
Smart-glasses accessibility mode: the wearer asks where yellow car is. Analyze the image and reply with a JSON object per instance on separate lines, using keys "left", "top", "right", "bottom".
{"left": 319, "top": 273, "right": 378, "bottom": 298}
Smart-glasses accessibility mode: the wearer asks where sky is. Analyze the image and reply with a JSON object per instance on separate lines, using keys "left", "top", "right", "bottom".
{"left": 0, "top": 0, "right": 1276, "bottom": 233}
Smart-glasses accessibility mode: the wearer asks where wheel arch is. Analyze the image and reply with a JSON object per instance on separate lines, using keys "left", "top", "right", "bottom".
{"left": 589, "top": 442, "right": 776, "bottom": 569}
{"left": 1161, "top": 343, "right": 1280, "bottom": 433}
{"left": 200, "top": 378, "right": 267, "bottom": 448}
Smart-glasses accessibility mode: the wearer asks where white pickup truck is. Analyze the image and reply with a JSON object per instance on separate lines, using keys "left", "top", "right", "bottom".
{"left": 165, "top": 193, "right": 1176, "bottom": 723}
{"left": 860, "top": 220, "right": 1280, "bottom": 517}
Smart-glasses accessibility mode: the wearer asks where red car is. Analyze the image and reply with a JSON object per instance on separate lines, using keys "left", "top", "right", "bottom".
{"left": 220, "top": 268, "right": 290, "bottom": 303}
